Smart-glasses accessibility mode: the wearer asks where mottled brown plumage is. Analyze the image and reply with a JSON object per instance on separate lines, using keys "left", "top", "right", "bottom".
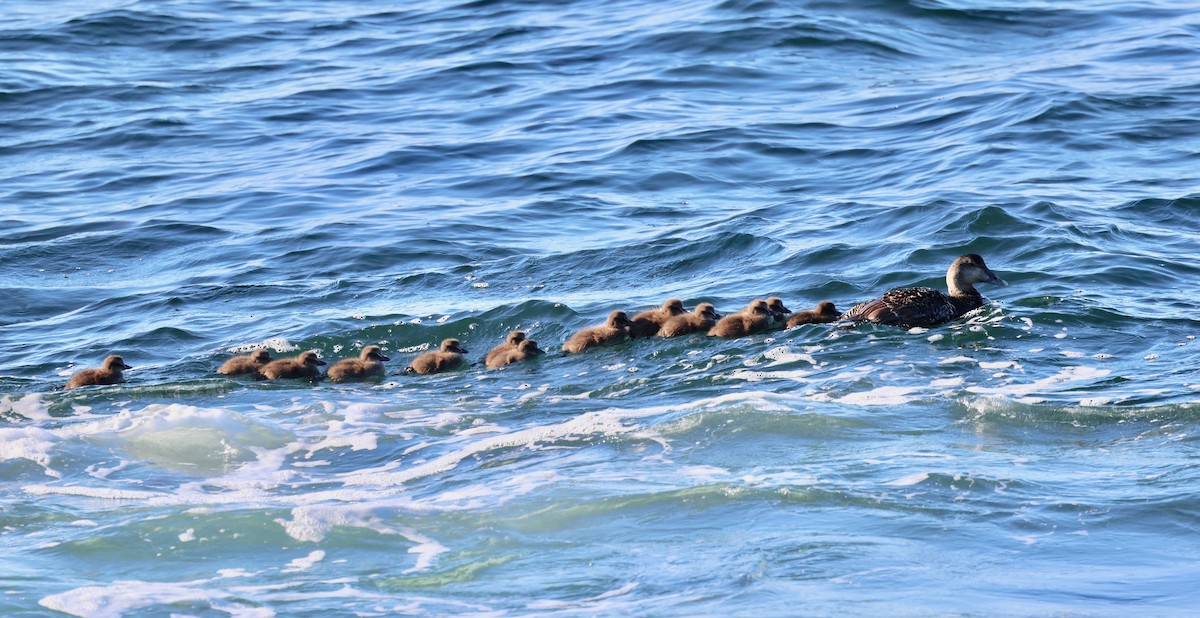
{"left": 708, "top": 299, "right": 772, "bottom": 338}
{"left": 65, "top": 355, "right": 132, "bottom": 389}
{"left": 843, "top": 254, "right": 1007, "bottom": 328}
{"left": 786, "top": 301, "right": 840, "bottom": 327}
{"left": 487, "top": 338, "right": 545, "bottom": 369}
{"left": 484, "top": 331, "right": 526, "bottom": 368}
{"left": 217, "top": 349, "right": 272, "bottom": 378}
{"left": 328, "top": 345, "right": 390, "bottom": 382}
{"left": 563, "top": 311, "right": 633, "bottom": 353}
{"left": 658, "top": 303, "right": 721, "bottom": 338}
{"left": 261, "top": 351, "right": 326, "bottom": 381}
{"left": 405, "top": 339, "right": 468, "bottom": 375}
{"left": 629, "top": 298, "right": 687, "bottom": 337}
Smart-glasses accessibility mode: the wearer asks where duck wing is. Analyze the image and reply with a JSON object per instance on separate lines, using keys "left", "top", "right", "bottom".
{"left": 843, "top": 287, "right": 957, "bottom": 327}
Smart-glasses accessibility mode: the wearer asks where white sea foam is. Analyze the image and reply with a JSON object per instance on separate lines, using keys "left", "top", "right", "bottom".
{"left": 836, "top": 386, "right": 921, "bottom": 406}
{"left": 885, "top": 472, "right": 930, "bottom": 486}
{"left": 0, "top": 426, "right": 63, "bottom": 478}
{"left": 0, "top": 393, "right": 51, "bottom": 420}
{"left": 281, "top": 550, "right": 325, "bottom": 573}
{"left": 979, "top": 360, "right": 1020, "bottom": 370}
{"left": 761, "top": 345, "right": 817, "bottom": 365}
{"left": 228, "top": 337, "right": 299, "bottom": 354}
{"left": 966, "top": 366, "right": 1111, "bottom": 398}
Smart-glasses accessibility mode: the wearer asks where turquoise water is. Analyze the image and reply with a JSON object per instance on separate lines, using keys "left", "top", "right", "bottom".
{"left": 3, "top": 0, "right": 1200, "bottom": 615}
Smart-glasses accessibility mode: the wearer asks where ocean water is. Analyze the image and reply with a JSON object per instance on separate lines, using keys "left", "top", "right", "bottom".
{"left": 3, "top": 0, "right": 1200, "bottom": 615}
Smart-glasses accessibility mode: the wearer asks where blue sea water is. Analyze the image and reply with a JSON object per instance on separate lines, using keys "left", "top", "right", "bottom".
{"left": 3, "top": 0, "right": 1200, "bottom": 615}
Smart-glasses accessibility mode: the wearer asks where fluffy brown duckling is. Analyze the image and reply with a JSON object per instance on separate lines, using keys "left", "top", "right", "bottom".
{"left": 487, "top": 338, "right": 546, "bottom": 369}
{"left": 707, "top": 299, "right": 772, "bottom": 338}
{"left": 65, "top": 355, "right": 132, "bottom": 389}
{"left": 628, "top": 298, "right": 687, "bottom": 337}
{"left": 217, "top": 349, "right": 272, "bottom": 378}
{"left": 562, "top": 310, "right": 634, "bottom": 353}
{"left": 261, "top": 351, "right": 326, "bottom": 381}
{"left": 842, "top": 254, "right": 1007, "bottom": 328}
{"left": 327, "top": 345, "right": 390, "bottom": 382}
{"left": 658, "top": 303, "right": 721, "bottom": 338}
{"left": 786, "top": 301, "right": 840, "bottom": 327}
{"left": 404, "top": 338, "right": 469, "bottom": 375}
{"left": 484, "top": 331, "right": 526, "bottom": 368}
{"left": 766, "top": 296, "right": 792, "bottom": 323}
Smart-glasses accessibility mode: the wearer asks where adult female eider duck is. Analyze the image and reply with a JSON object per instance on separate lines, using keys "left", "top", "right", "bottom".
{"left": 65, "top": 355, "right": 132, "bottom": 389}
{"left": 327, "top": 345, "right": 390, "bottom": 382}
{"left": 261, "top": 351, "right": 326, "bottom": 381}
{"left": 217, "top": 349, "right": 272, "bottom": 378}
{"left": 484, "top": 331, "right": 525, "bottom": 367}
{"left": 629, "top": 298, "right": 687, "bottom": 337}
{"left": 563, "top": 310, "right": 633, "bottom": 353}
{"left": 842, "top": 254, "right": 1006, "bottom": 328}
{"left": 405, "top": 338, "right": 468, "bottom": 375}
{"left": 786, "top": 301, "right": 839, "bottom": 328}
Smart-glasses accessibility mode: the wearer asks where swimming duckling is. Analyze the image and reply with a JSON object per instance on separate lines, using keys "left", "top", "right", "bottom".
{"left": 842, "top": 253, "right": 1007, "bottom": 328}
{"left": 487, "top": 338, "right": 546, "bottom": 369}
{"left": 563, "top": 310, "right": 634, "bottom": 353}
{"left": 484, "top": 331, "right": 526, "bottom": 368}
{"left": 707, "top": 299, "right": 772, "bottom": 338}
{"left": 658, "top": 303, "right": 721, "bottom": 338}
{"left": 217, "top": 349, "right": 272, "bottom": 378}
{"left": 765, "top": 296, "right": 792, "bottom": 323}
{"left": 261, "top": 351, "right": 326, "bottom": 381}
{"left": 65, "top": 355, "right": 132, "bottom": 389}
{"left": 629, "top": 298, "right": 687, "bottom": 337}
{"left": 327, "top": 345, "right": 390, "bottom": 382}
{"left": 405, "top": 338, "right": 468, "bottom": 375}
{"left": 786, "top": 301, "right": 840, "bottom": 327}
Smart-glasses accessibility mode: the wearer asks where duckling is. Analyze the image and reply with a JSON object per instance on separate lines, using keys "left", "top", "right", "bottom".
{"left": 65, "top": 355, "right": 132, "bottom": 389}
{"left": 327, "top": 345, "right": 390, "bottom": 382}
{"left": 562, "top": 310, "right": 634, "bottom": 353}
{"left": 404, "top": 338, "right": 468, "bottom": 375}
{"left": 658, "top": 303, "right": 721, "bottom": 338}
{"left": 261, "top": 351, "right": 326, "bottom": 381}
{"left": 707, "top": 299, "right": 772, "bottom": 338}
{"left": 217, "top": 349, "right": 272, "bottom": 378}
{"left": 842, "top": 254, "right": 1007, "bottom": 328}
{"left": 629, "top": 298, "right": 687, "bottom": 337}
{"left": 765, "top": 296, "right": 792, "bottom": 323}
{"left": 786, "top": 301, "right": 840, "bottom": 327}
{"left": 484, "top": 331, "right": 526, "bottom": 368}
{"left": 487, "top": 338, "right": 546, "bottom": 369}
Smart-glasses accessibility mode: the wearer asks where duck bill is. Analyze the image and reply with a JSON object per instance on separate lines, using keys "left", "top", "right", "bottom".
{"left": 121, "top": 364, "right": 134, "bottom": 370}
{"left": 378, "top": 355, "right": 391, "bottom": 362}
{"left": 986, "top": 269, "right": 1008, "bottom": 286}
